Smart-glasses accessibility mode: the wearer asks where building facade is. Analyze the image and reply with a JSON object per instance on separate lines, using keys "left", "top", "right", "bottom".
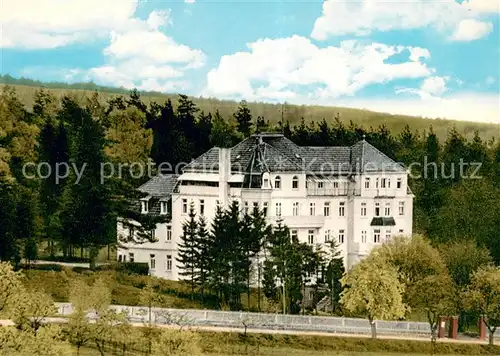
{"left": 117, "top": 133, "right": 413, "bottom": 280}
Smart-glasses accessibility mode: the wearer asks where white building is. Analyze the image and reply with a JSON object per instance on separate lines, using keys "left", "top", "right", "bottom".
{"left": 117, "top": 133, "right": 413, "bottom": 280}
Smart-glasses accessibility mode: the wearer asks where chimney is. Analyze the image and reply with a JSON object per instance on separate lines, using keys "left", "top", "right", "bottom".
{"left": 218, "top": 147, "right": 231, "bottom": 208}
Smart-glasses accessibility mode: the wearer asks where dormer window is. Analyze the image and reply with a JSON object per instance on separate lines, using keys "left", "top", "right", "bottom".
{"left": 274, "top": 176, "right": 281, "bottom": 189}
{"left": 141, "top": 201, "right": 149, "bottom": 214}
{"left": 292, "top": 176, "right": 299, "bottom": 189}
{"left": 262, "top": 172, "right": 270, "bottom": 189}
{"left": 160, "top": 201, "right": 168, "bottom": 215}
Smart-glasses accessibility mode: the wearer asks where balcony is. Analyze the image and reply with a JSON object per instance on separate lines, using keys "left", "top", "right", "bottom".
{"left": 266, "top": 215, "right": 325, "bottom": 228}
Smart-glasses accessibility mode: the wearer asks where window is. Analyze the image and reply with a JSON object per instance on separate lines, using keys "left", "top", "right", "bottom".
{"left": 399, "top": 229, "right": 404, "bottom": 234}
{"left": 150, "top": 254, "right": 156, "bottom": 269}
{"left": 118, "top": 255, "right": 123, "bottom": 262}
{"left": 324, "top": 202, "right": 330, "bottom": 216}
{"left": 361, "top": 230, "right": 367, "bottom": 243}
{"left": 263, "top": 202, "right": 268, "bottom": 216}
{"left": 381, "top": 178, "right": 387, "bottom": 188}
{"left": 308, "top": 230, "right": 315, "bottom": 245}
{"left": 397, "top": 178, "right": 402, "bottom": 189}
{"left": 399, "top": 201, "right": 405, "bottom": 216}
{"left": 318, "top": 181, "right": 324, "bottom": 189}
{"left": 166, "top": 255, "right": 172, "bottom": 271}
{"left": 339, "top": 202, "right": 345, "bottom": 217}
{"left": 166, "top": 225, "right": 172, "bottom": 242}
{"left": 244, "top": 201, "right": 249, "bottom": 214}
{"left": 338, "top": 229, "right": 345, "bottom": 244}
{"left": 200, "top": 199, "right": 205, "bottom": 216}
{"left": 182, "top": 199, "right": 188, "bottom": 214}
{"left": 365, "top": 178, "right": 370, "bottom": 189}
{"left": 376, "top": 178, "right": 379, "bottom": 188}
{"left": 333, "top": 181, "right": 339, "bottom": 189}
{"left": 385, "top": 202, "right": 391, "bottom": 216}
{"left": 160, "top": 201, "right": 168, "bottom": 215}
{"left": 374, "top": 229, "right": 381, "bottom": 243}
{"left": 291, "top": 230, "right": 298, "bottom": 240}
{"left": 274, "top": 176, "right": 281, "bottom": 189}
{"left": 129, "top": 253, "right": 134, "bottom": 263}
{"left": 263, "top": 178, "right": 269, "bottom": 188}
{"left": 292, "top": 176, "right": 299, "bottom": 189}
{"left": 375, "top": 202, "right": 380, "bottom": 217}
{"left": 387, "top": 179, "right": 391, "bottom": 189}
{"left": 276, "top": 202, "right": 282, "bottom": 216}
{"left": 141, "top": 200, "right": 149, "bottom": 214}
{"left": 293, "top": 202, "right": 299, "bottom": 216}
{"left": 310, "top": 202, "right": 315, "bottom": 216}
{"left": 128, "top": 225, "right": 135, "bottom": 240}
{"left": 324, "top": 230, "right": 331, "bottom": 243}
{"left": 361, "top": 202, "right": 367, "bottom": 216}
{"left": 385, "top": 229, "right": 392, "bottom": 241}
{"left": 253, "top": 202, "right": 259, "bottom": 211}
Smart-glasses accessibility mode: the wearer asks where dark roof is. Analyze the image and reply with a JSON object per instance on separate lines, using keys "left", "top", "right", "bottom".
{"left": 137, "top": 174, "right": 179, "bottom": 197}
{"left": 370, "top": 217, "right": 396, "bottom": 226}
{"left": 183, "top": 133, "right": 405, "bottom": 175}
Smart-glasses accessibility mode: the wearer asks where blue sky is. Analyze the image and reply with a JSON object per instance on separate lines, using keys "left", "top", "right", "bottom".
{"left": 1, "top": 0, "right": 499, "bottom": 123}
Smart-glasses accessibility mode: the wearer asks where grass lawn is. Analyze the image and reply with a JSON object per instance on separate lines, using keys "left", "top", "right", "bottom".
{"left": 71, "top": 331, "right": 500, "bottom": 356}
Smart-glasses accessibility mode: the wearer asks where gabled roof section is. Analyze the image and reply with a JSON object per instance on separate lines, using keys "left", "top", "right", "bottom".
{"left": 137, "top": 174, "right": 179, "bottom": 197}
{"left": 351, "top": 140, "right": 405, "bottom": 173}
{"left": 181, "top": 133, "right": 404, "bottom": 175}
{"left": 300, "top": 146, "right": 352, "bottom": 173}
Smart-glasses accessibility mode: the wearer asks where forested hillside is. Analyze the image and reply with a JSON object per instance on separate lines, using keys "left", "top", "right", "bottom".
{"left": 1, "top": 74, "right": 499, "bottom": 141}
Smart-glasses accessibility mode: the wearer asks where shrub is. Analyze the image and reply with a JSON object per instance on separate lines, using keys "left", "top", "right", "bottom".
{"left": 20, "top": 264, "right": 64, "bottom": 272}
{"left": 152, "top": 329, "right": 202, "bottom": 356}
{"left": 116, "top": 262, "right": 150, "bottom": 276}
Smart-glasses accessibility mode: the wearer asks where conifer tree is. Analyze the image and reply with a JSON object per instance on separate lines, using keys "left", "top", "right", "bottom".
{"left": 208, "top": 205, "right": 228, "bottom": 304}
{"left": 195, "top": 215, "right": 211, "bottom": 301}
{"left": 60, "top": 106, "right": 115, "bottom": 267}
{"left": 325, "top": 240, "right": 345, "bottom": 314}
{"left": 176, "top": 202, "right": 199, "bottom": 297}
{"left": 38, "top": 119, "right": 69, "bottom": 255}
{"left": 234, "top": 101, "right": 252, "bottom": 137}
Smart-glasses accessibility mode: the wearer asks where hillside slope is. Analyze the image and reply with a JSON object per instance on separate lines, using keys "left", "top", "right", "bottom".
{"left": 1, "top": 78, "right": 498, "bottom": 141}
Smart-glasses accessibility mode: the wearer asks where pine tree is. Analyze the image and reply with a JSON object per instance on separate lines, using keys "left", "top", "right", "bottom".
{"left": 233, "top": 101, "right": 252, "bottom": 137}
{"left": 195, "top": 215, "right": 211, "bottom": 301}
{"left": 60, "top": 107, "right": 115, "bottom": 267}
{"left": 325, "top": 241, "right": 345, "bottom": 314}
{"left": 209, "top": 110, "right": 237, "bottom": 148}
{"left": 0, "top": 178, "right": 20, "bottom": 263}
{"left": 176, "top": 202, "right": 199, "bottom": 298}
{"left": 208, "top": 205, "right": 229, "bottom": 304}
{"left": 38, "top": 119, "right": 69, "bottom": 255}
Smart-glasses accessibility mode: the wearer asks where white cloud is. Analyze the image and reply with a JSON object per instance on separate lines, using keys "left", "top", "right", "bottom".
{"left": 185, "top": 0, "right": 196, "bottom": 3}
{"left": 486, "top": 76, "right": 496, "bottom": 85}
{"left": 460, "top": 0, "right": 500, "bottom": 13}
{"left": 311, "top": 0, "right": 497, "bottom": 41}
{"left": 420, "top": 76, "right": 449, "bottom": 97}
{"left": 335, "top": 93, "right": 500, "bottom": 124}
{"left": 1, "top": 1, "right": 206, "bottom": 92}
{"left": 203, "top": 36, "right": 432, "bottom": 101}
{"left": 450, "top": 18, "right": 493, "bottom": 41}
{"left": 85, "top": 21, "right": 205, "bottom": 91}
{"left": 0, "top": 0, "right": 137, "bottom": 49}
{"left": 396, "top": 76, "right": 450, "bottom": 99}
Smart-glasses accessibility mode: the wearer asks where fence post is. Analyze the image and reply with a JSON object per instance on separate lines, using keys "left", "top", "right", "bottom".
{"left": 479, "top": 317, "right": 487, "bottom": 340}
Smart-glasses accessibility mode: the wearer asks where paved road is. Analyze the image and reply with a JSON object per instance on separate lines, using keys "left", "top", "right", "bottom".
{"left": 0, "top": 318, "right": 495, "bottom": 346}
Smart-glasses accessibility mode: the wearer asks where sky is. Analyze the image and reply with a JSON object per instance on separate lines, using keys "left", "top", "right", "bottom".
{"left": 1, "top": 0, "right": 499, "bottom": 123}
